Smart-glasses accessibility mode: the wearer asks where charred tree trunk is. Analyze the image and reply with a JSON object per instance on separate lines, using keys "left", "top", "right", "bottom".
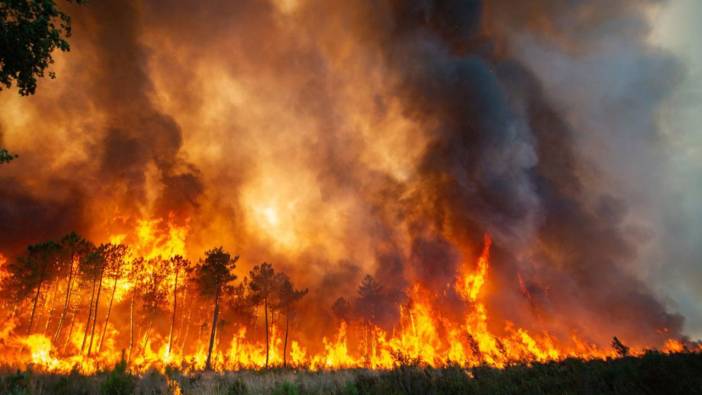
{"left": 167, "top": 268, "right": 179, "bottom": 356}
{"left": 98, "top": 276, "right": 118, "bottom": 353}
{"left": 27, "top": 272, "right": 46, "bottom": 334}
{"left": 205, "top": 287, "right": 220, "bottom": 371}
{"left": 128, "top": 288, "right": 135, "bottom": 362}
{"left": 283, "top": 308, "right": 290, "bottom": 368}
{"left": 180, "top": 298, "right": 193, "bottom": 355}
{"left": 365, "top": 320, "right": 373, "bottom": 369}
{"left": 81, "top": 278, "right": 97, "bottom": 353}
{"left": 42, "top": 280, "right": 58, "bottom": 334}
{"left": 63, "top": 308, "right": 77, "bottom": 353}
{"left": 264, "top": 297, "right": 269, "bottom": 369}
{"left": 177, "top": 287, "right": 189, "bottom": 353}
{"left": 140, "top": 319, "right": 153, "bottom": 358}
{"left": 87, "top": 265, "right": 105, "bottom": 356}
{"left": 53, "top": 256, "right": 75, "bottom": 342}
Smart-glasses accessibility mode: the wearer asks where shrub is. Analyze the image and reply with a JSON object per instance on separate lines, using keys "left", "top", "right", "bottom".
{"left": 1, "top": 370, "right": 31, "bottom": 395}
{"left": 272, "top": 381, "right": 301, "bottom": 395}
{"left": 227, "top": 378, "right": 248, "bottom": 395}
{"left": 340, "top": 381, "right": 360, "bottom": 395}
{"left": 100, "top": 358, "right": 136, "bottom": 395}
{"left": 49, "top": 368, "right": 91, "bottom": 395}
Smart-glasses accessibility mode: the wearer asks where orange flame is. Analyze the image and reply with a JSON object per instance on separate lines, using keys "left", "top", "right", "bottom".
{"left": 0, "top": 227, "right": 692, "bottom": 374}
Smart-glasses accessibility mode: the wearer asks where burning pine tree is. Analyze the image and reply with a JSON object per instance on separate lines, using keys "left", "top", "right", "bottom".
{"left": 0, "top": 227, "right": 695, "bottom": 374}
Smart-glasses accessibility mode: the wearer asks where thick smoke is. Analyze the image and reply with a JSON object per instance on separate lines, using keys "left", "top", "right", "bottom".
{"left": 0, "top": 0, "right": 690, "bottom": 347}
{"left": 0, "top": 0, "right": 203, "bottom": 255}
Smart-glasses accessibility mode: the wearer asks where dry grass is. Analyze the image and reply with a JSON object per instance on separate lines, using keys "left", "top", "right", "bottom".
{"left": 2, "top": 351, "right": 702, "bottom": 394}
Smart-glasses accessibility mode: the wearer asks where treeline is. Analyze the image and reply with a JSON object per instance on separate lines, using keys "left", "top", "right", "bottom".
{"left": 0, "top": 233, "right": 313, "bottom": 369}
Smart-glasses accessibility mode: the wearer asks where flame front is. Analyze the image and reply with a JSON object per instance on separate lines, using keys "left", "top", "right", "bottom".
{"left": 0, "top": 227, "right": 694, "bottom": 374}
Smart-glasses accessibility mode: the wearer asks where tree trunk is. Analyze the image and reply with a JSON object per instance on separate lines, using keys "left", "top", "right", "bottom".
{"left": 87, "top": 265, "right": 105, "bottom": 356}
{"left": 27, "top": 275, "right": 45, "bottom": 334}
{"left": 140, "top": 320, "right": 153, "bottom": 358}
{"left": 167, "top": 268, "right": 179, "bottom": 356}
{"left": 283, "top": 308, "right": 290, "bottom": 368}
{"left": 98, "top": 276, "right": 118, "bottom": 353}
{"left": 205, "top": 288, "right": 220, "bottom": 371}
{"left": 81, "top": 278, "right": 97, "bottom": 353}
{"left": 128, "top": 288, "right": 135, "bottom": 362}
{"left": 53, "top": 256, "right": 75, "bottom": 342}
{"left": 180, "top": 298, "right": 192, "bottom": 355}
{"left": 178, "top": 287, "right": 189, "bottom": 353}
{"left": 42, "top": 280, "right": 58, "bottom": 334}
{"left": 264, "top": 297, "right": 269, "bottom": 369}
{"left": 365, "top": 321, "right": 371, "bottom": 368}
{"left": 63, "top": 309, "right": 77, "bottom": 353}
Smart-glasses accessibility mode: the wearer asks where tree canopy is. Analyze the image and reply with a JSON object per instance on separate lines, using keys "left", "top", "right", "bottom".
{"left": 0, "top": 0, "right": 84, "bottom": 96}
{"left": 1, "top": 0, "right": 84, "bottom": 164}
{"left": 196, "top": 247, "right": 238, "bottom": 298}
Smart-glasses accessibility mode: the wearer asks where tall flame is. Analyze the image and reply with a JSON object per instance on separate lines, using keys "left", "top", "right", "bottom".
{"left": 0, "top": 224, "right": 697, "bottom": 374}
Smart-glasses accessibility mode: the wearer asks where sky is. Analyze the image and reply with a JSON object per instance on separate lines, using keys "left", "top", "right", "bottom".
{"left": 650, "top": 0, "right": 702, "bottom": 339}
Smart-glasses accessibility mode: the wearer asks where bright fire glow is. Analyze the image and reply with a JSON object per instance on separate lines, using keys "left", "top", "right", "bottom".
{"left": 0, "top": 228, "right": 695, "bottom": 374}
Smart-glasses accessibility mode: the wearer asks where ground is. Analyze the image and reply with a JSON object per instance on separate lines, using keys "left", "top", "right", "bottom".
{"left": 1, "top": 351, "right": 701, "bottom": 394}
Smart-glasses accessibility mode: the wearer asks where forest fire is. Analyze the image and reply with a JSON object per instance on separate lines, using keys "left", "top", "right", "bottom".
{"left": 0, "top": 223, "right": 694, "bottom": 374}
{"left": 0, "top": 0, "right": 700, "bottom": 384}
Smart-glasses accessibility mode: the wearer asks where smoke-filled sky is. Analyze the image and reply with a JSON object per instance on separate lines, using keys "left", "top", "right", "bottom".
{"left": 649, "top": 0, "right": 702, "bottom": 339}
{"left": 0, "top": 0, "right": 700, "bottom": 345}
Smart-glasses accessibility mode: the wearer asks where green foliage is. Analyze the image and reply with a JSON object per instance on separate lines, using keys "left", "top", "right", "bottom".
{"left": 272, "top": 381, "right": 302, "bottom": 395}
{"left": 0, "top": 0, "right": 85, "bottom": 96}
{"left": 196, "top": 247, "right": 238, "bottom": 298}
{"left": 340, "top": 381, "right": 360, "bottom": 395}
{"left": 100, "top": 358, "right": 135, "bottom": 395}
{"left": 135, "top": 368, "right": 169, "bottom": 394}
{"left": 226, "top": 379, "right": 248, "bottom": 395}
{"left": 2, "top": 241, "right": 61, "bottom": 302}
{"left": 49, "top": 367, "right": 90, "bottom": 395}
{"left": 0, "top": 370, "right": 31, "bottom": 395}
{"left": 0, "top": 147, "right": 17, "bottom": 163}
{"left": 346, "top": 352, "right": 702, "bottom": 395}
{"left": 1, "top": 352, "right": 701, "bottom": 394}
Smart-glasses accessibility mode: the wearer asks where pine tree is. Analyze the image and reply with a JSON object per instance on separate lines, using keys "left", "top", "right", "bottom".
{"left": 53, "top": 232, "right": 92, "bottom": 343}
{"left": 195, "top": 247, "right": 238, "bottom": 370}
{"left": 275, "top": 273, "right": 307, "bottom": 367}
{"left": 167, "top": 255, "right": 190, "bottom": 357}
{"left": 248, "top": 262, "right": 278, "bottom": 368}
{"left": 97, "top": 243, "right": 128, "bottom": 353}
{"left": 6, "top": 241, "right": 62, "bottom": 334}
{"left": 355, "top": 274, "right": 383, "bottom": 366}
{"left": 139, "top": 258, "right": 168, "bottom": 356}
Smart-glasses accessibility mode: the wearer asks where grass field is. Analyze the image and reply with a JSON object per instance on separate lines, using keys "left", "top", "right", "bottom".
{"left": 2, "top": 351, "right": 701, "bottom": 394}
